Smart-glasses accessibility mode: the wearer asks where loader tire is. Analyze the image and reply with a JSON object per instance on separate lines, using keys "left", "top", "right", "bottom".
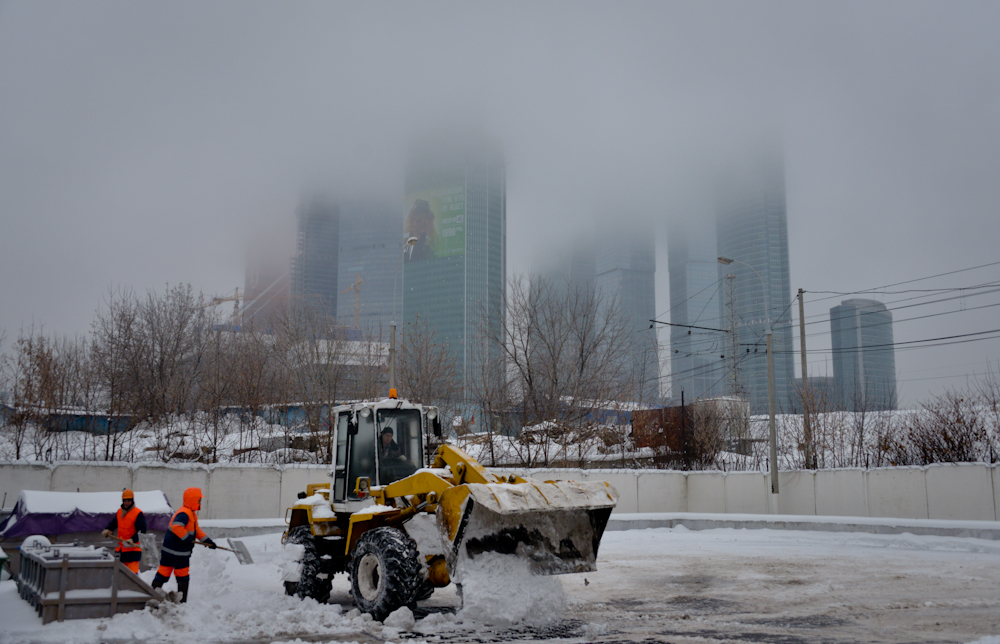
{"left": 288, "top": 525, "right": 332, "bottom": 603}
{"left": 413, "top": 579, "right": 435, "bottom": 602}
{"left": 349, "top": 527, "right": 422, "bottom": 621}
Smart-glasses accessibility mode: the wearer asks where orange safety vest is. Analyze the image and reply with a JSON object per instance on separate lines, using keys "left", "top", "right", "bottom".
{"left": 116, "top": 506, "right": 142, "bottom": 553}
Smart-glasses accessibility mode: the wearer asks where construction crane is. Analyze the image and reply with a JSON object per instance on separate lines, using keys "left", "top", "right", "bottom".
{"left": 197, "top": 288, "right": 241, "bottom": 325}
{"left": 341, "top": 274, "right": 364, "bottom": 329}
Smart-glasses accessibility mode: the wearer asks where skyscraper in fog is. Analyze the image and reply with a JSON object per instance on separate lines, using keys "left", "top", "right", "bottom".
{"left": 667, "top": 212, "right": 725, "bottom": 403}
{"left": 595, "top": 222, "right": 659, "bottom": 404}
{"left": 715, "top": 151, "right": 795, "bottom": 414}
{"left": 337, "top": 198, "right": 402, "bottom": 332}
{"left": 830, "top": 299, "right": 897, "bottom": 410}
{"left": 292, "top": 197, "right": 340, "bottom": 318}
{"left": 402, "top": 131, "right": 506, "bottom": 398}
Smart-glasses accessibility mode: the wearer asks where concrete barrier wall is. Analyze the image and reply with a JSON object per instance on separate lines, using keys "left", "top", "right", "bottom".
{"left": 867, "top": 468, "right": 929, "bottom": 519}
{"left": 1, "top": 461, "right": 997, "bottom": 522}
{"left": 815, "top": 469, "right": 868, "bottom": 517}
{"left": 925, "top": 463, "right": 996, "bottom": 522}
{"left": 724, "top": 472, "right": 768, "bottom": 514}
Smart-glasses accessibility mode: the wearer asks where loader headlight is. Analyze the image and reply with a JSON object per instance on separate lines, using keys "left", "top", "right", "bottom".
{"left": 359, "top": 407, "right": 371, "bottom": 419}
{"left": 426, "top": 408, "right": 438, "bottom": 420}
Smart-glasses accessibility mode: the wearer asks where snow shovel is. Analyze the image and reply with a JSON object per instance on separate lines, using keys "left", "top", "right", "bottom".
{"left": 195, "top": 538, "right": 253, "bottom": 565}
{"left": 109, "top": 534, "right": 161, "bottom": 570}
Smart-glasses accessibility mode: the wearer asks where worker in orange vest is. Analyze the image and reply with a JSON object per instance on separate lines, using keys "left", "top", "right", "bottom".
{"left": 151, "top": 487, "right": 217, "bottom": 603}
{"left": 101, "top": 489, "right": 147, "bottom": 574}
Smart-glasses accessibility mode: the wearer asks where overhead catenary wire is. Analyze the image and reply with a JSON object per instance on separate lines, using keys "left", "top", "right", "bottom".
{"left": 803, "top": 260, "right": 1000, "bottom": 305}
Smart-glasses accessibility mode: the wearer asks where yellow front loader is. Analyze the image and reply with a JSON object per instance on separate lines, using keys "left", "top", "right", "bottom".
{"left": 281, "top": 395, "right": 618, "bottom": 620}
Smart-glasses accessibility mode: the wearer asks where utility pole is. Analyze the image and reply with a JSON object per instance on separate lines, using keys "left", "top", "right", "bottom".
{"left": 725, "top": 274, "right": 740, "bottom": 399}
{"left": 798, "top": 288, "right": 814, "bottom": 469}
{"left": 766, "top": 329, "right": 778, "bottom": 494}
{"left": 389, "top": 322, "right": 396, "bottom": 393}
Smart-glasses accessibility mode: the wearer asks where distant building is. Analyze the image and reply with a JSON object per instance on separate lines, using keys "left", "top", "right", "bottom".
{"left": 533, "top": 233, "right": 596, "bottom": 299}
{"left": 830, "top": 299, "right": 897, "bottom": 411}
{"left": 337, "top": 198, "right": 402, "bottom": 334}
{"left": 667, "top": 211, "right": 725, "bottom": 404}
{"left": 242, "top": 257, "right": 290, "bottom": 331}
{"left": 595, "top": 221, "right": 659, "bottom": 404}
{"left": 715, "top": 149, "right": 795, "bottom": 414}
{"left": 292, "top": 197, "right": 340, "bottom": 319}
{"left": 402, "top": 130, "right": 506, "bottom": 398}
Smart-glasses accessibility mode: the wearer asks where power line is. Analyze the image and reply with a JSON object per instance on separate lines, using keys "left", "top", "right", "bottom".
{"left": 768, "top": 327, "right": 1000, "bottom": 355}
{"left": 804, "top": 260, "right": 1000, "bottom": 305}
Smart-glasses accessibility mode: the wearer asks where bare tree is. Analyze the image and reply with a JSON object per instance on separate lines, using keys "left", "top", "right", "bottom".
{"left": 469, "top": 275, "right": 638, "bottom": 467}
{"left": 397, "top": 314, "right": 459, "bottom": 407}
{"left": 276, "top": 304, "right": 351, "bottom": 462}
{"left": 91, "top": 287, "right": 144, "bottom": 461}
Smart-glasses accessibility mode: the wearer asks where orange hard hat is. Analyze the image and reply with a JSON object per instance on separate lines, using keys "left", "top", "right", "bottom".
{"left": 122, "top": 489, "right": 135, "bottom": 500}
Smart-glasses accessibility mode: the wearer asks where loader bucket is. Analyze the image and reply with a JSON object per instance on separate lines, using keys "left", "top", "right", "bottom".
{"left": 437, "top": 479, "right": 618, "bottom": 576}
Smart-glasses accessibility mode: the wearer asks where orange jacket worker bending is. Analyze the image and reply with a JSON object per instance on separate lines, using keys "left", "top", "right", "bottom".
{"left": 101, "top": 489, "right": 147, "bottom": 574}
{"left": 151, "top": 487, "right": 217, "bottom": 602}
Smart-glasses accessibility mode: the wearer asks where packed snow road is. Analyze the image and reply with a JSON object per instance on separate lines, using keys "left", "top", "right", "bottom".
{"left": 1, "top": 526, "right": 999, "bottom": 644}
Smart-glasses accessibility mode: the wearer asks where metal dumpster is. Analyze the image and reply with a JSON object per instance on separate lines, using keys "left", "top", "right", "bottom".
{"left": 16, "top": 541, "right": 156, "bottom": 624}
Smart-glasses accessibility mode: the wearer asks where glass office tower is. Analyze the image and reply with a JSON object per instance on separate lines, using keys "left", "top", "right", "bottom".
{"left": 667, "top": 214, "right": 726, "bottom": 403}
{"left": 715, "top": 152, "right": 795, "bottom": 415}
{"left": 402, "top": 132, "right": 506, "bottom": 399}
{"left": 830, "top": 298, "right": 897, "bottom": 410}
{"left": 337, "top": 197, "right": 403, "bottom": 334}
{"left": 595, "top": 223, "right": 659, "bottom": 405}
{"left": 292, "top": 196, "right": 339, "bottom": 319}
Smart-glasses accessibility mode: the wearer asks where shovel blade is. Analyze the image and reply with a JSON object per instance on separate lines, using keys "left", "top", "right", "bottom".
{"left": 227, "top": 539, "right": 254, "bottom": 565}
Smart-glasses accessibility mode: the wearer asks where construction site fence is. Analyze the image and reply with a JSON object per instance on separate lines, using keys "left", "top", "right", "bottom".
{"left": 0, "top": 461, "right": 997, "bottom": 522}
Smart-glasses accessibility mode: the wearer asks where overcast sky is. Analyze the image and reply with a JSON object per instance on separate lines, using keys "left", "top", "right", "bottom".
{"left": 1, "top": 1, "right": 998, "bottom": 406}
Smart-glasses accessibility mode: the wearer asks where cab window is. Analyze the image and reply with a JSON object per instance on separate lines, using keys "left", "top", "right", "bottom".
{"left": 376, "top": 409, "right": 422, "bottom": 485}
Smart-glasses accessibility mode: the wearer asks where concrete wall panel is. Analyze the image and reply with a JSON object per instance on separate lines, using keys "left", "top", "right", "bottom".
{"left": 867, "top": 467, "right": 927, "bottom": 519}
{"left": 50, "top": 463, "right": 132, "bottom": 495}
{"left": 0, "top": 463, "right": 52, "bottom": 507}
{"left": 815, "top": 469, "right": 867, "bottom": 517}
{"left": 132, "top": 465, "right": 209, "bottom": 512}
{"left": 687, "top": 472, "right": 725, "bottom": 513}
{"left": 724, "top": 472, "right": 768, "bottom": 514}
{"left": 926, "top": 464, "right": 995, "bottom": 521}
{"left": 582, "top": 470, "right": 638, "bottom": 513}
{"left": 778, "top": 470, "right": 816, "bottom": 516}
{"left": 206, "top": 467, "right": 282, "bottom": 519}
{"left": 994, "top": 466, "right": 1000, "bottom": 522}
{"left": 280, "top": 465, "right": 329, "bottom": 514}
{"left": 636, "top": 471, "right": 687, "bottom": 513}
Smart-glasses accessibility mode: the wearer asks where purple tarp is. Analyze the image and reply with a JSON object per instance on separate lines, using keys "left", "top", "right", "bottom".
{"left": 0, "top": 490, "right": 173, "bottom": 539}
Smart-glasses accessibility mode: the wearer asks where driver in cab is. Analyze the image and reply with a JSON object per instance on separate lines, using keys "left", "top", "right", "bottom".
{"left": 380, "top": 428, "right": 401, "bottom": 460}
{"left": 378, "top": 427, "right": 415, "bottom": 483}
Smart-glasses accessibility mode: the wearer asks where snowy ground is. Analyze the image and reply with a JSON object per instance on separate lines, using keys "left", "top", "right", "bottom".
{"left": 2, "top": 526, "right": 1000, "bottom": 644}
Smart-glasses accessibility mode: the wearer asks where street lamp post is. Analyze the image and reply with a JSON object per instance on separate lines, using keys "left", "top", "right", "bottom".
{"left": 719, "top": 256, "right": 779, "bottom": 495}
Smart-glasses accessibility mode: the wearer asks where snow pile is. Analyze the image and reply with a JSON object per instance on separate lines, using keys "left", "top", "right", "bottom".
{"left": 297, "top": 493, "right": 335, "bottom": 519}
{"left": 453, "top": 552, "right": 565, "bottom": 627}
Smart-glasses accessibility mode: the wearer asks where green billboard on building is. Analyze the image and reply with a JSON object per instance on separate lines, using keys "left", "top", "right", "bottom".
{"left": 403, "top": 185, "right": 466, "bottom": 262}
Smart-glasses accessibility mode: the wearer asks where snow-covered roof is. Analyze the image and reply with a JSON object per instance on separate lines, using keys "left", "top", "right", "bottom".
{"left": 15, "top": 490, "right": 172, "bottom": 515}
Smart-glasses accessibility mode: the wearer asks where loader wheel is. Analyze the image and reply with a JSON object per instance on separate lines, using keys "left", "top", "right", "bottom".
{"left": 413, "top": 579, "right": 435, "bottom": 602}
{"left": 288, "top": 525, "right": 332, "bottom": 603}
{"left": 349, "top": 527, "right": 421, "bottom": 621}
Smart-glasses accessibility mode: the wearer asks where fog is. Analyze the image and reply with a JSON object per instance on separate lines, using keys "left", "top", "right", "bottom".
{"left": 1, "top": 1, "right": 998, "bottom": 405}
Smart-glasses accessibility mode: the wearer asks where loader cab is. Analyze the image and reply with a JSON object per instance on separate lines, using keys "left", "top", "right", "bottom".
{"left": 331, "top": 400, "right": 436, "bottom": 503}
